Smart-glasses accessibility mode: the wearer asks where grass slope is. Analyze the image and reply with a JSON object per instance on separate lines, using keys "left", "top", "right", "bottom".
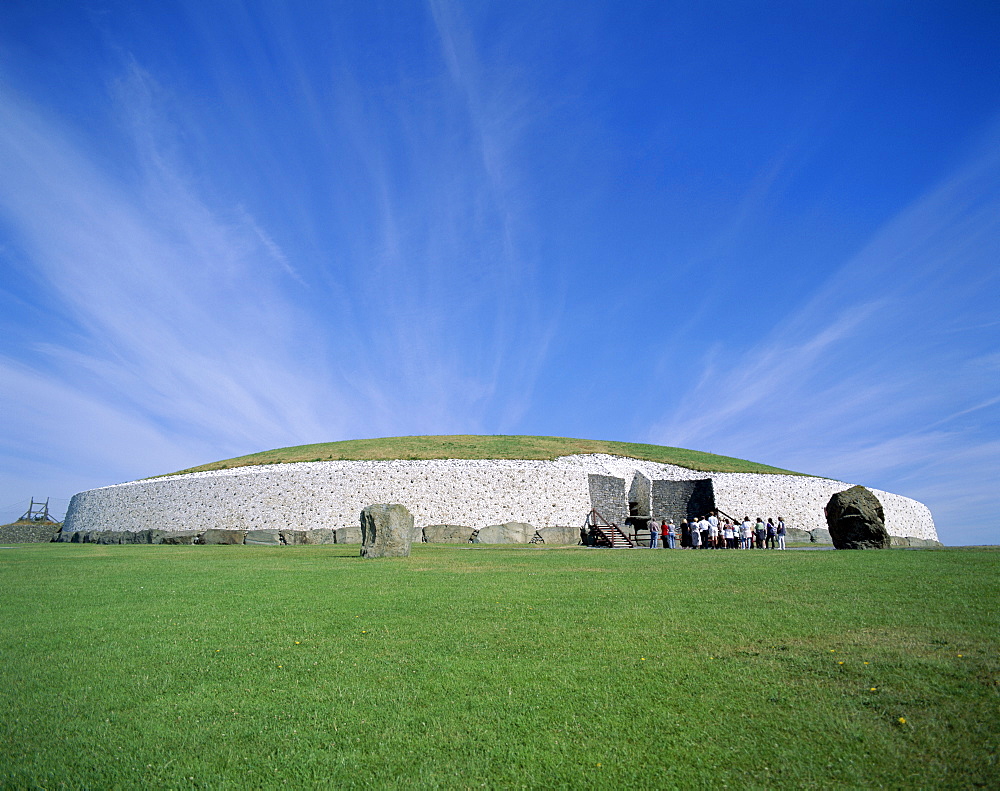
{"left": 164, "top": 434, "right": 804, "bottom": 477}
{"left": 2, "top": 544, "right": 997, "bottom": 788}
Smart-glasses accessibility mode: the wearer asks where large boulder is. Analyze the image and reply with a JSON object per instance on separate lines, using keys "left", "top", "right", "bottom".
{"left": 360, "top": 504, "right": 413, "bottom": 558}
{"left": 826, "top": 486, "right": 890, "bottom": 549}
{"left": 473, "top": 522, "right": 533, "bottom": 544}
{"left": 534, "top": 526, "right": 581, "bottom": 545}
{"left": 423, "top": 525, "right": 474, "bottom": 543}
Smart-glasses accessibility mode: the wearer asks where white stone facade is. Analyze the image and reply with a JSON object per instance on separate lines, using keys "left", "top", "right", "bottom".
{"left": 62, "top": 454, "right": 937, "bottom": 541}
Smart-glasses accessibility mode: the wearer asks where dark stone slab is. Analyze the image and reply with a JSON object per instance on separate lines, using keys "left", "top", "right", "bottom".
{"left": 650, "top": 479, "right": 716, "bottom": 525}
{"left": 785, "top": 527, "right": 812, "bottom": 542}
{"left": 826, "top": 486, "right": 890, "bottom": 549}
{"left": 588, "top": 475, "right": 628, "bottom": 527}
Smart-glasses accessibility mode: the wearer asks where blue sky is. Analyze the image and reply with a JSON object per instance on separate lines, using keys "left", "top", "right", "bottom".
{"left": 1, "top": 1, "right": 997, "bottom": 544}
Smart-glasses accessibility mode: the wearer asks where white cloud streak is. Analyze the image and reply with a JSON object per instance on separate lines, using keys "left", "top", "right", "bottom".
{"left": 649, "top": 132, "right": 1000, "bottom": 544}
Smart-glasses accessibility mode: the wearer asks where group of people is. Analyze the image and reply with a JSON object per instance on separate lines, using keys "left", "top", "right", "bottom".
{"left": 649, "top": 512, "right": 788, "bottom": 550}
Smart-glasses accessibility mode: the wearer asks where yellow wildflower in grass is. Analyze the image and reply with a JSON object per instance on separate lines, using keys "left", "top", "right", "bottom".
{"left": 898, "top": 717, "right": 906, "bottom": 725}
{"left": 958, "top": 654, "right": 963, "bottom": 658}
{"left": 870, "top": 688, "right": 877, "bottom": 692}
{"left": 838, "top": 661, "right": 844, "bottom": 665}
{"left": 295, "top": 641, "right": 301, "bottom": 644}
{"left": 863, "top": 661, "right": 869, "bottom": 665}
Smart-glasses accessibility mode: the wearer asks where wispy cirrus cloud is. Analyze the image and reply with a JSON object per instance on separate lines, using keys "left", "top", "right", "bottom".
{"left": 0, "top": 8, "right": 559, "bottom": 514}
{"left": 0, "top": 73, "right": 348, "bottom": 457}
{"left": 649, "top": 130, "right": 1000, "bottom": 543}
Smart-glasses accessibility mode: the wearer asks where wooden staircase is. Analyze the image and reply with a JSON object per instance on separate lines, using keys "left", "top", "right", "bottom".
{"left": 585, "top": 509, "right": 634, "bottom": 548}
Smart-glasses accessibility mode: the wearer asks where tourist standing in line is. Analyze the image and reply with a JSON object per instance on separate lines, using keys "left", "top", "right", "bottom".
{"left": 649, "top": 519, "right": 659, "bottom": 548}
{"left": 777, "top": 517, "right": 787, "bottom": 550}
{"left": 708, "top": 511, "right": 719, "bottom": 548}
{"left": 699, "top": 516, "right": 711, "bottom": 548}
{"left": 741, "top": 517, "right": 752, "bottom": 549}
{"left": 754, "top": 517, "right": 766, "bottom": 548}
{"left": 660, "top": 520, "right": 670, "bottom": 549}
{"left": 666, "top": 520, "right": 677, "bottom": 548}
{"left": 723, "top": 519, "right": 735, "bottom": 549}
{"left": 690, "top": 520, "right": 702, "bottom": 548}
{"left": 766, "top": 518, "right": 777, "bottom": 549}
{"left": 679, "top": 519, "right": 690, "bottom": 548}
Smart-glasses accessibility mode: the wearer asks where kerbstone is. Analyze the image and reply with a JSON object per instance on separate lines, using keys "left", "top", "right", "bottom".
{"left": 474, "top": 522, "right": 533, "bottom": 544}
{"left": 160, "top": 531, "right": 199, "bottom": 545}
{"left": 245, "top": 530, "right": 281, "bottom": 545}
{"left": 423, "top": 525, "right": 474, "bottom": 543}
{"left": 785, "top": 527, "right": 812, "bottom": 542}
{"left": 360, "top": 504, "right": 413, "bottom": 558}
{"left": 199, "top": 529, "right": 247, "bottom": 545}
{"left": 535, "top": 526, "right": 581, "bottom": 545}
{"left": 333, "top": 527, "right": 361, "bottom": 544}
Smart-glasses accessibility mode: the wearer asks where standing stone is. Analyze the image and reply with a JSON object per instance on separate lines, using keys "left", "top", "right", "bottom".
{"left": 826, "top": 486, "right": 890, "bottom": 549}
{"left": 360, "top": 504, "right": 413, "bottom": 558}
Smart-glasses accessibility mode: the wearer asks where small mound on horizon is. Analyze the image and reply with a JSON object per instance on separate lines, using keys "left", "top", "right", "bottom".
{"left": 161, "top": 435, "right": 804, "bottom": 478}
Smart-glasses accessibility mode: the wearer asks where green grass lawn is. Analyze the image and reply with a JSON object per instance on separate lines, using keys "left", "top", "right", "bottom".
{"left": 2, "top": 544, "right": 997, "bottom": 789}
{"left": 162, "top": 434, "right": 805, "bottom": 477}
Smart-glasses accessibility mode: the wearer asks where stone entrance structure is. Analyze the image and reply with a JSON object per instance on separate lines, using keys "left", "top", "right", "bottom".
{"left": 651, "top": 479, "right": 716, "bottom": 525}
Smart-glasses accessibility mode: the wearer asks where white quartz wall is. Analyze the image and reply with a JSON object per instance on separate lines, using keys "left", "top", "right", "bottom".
{"left": 63, "top": 460, "right": 595, "bottom": 533}
{"left": 63, "top": 454, "right": 937, "bottom": 541}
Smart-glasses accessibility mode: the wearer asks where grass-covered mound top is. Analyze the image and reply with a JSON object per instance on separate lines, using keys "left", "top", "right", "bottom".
{"left": 164, "top": 435, "right": 804, "bottom": 477}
